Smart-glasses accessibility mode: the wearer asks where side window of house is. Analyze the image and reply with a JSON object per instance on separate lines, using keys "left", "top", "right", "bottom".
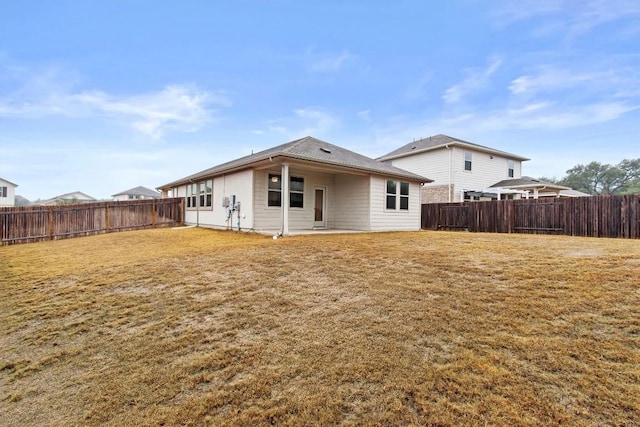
{"left": 268, "top": 174, "right": 282, "bottom": 207}
{"left": 199, "top": 179, "right": 212, "bottom": 208}
{"left": 464, "top": 151, "right": 472, "bottom": 171}
{"left": 386, "top": 180, "right": 397, "bottom": 209}
{"left": 386, "top": 180, "right": 410, "bottom": 210}
{"left": 0, "top": 187, "right": 7, "bottom": 197}
{"left": 508, "top": 159, "right": 514, "bottom": 178}
{"left": 400, "top": 182, "right": 409, "bottom": 210}
{"left": 290, "top": 176, "right": 304, "bottom": 208}
{"left": 186, "top": 183, "right": 197, "bottom": 208}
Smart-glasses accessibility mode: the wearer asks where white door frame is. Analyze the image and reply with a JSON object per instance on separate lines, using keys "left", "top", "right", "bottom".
{"left": 313, "top": 187, "right": 326, "bottom": 228}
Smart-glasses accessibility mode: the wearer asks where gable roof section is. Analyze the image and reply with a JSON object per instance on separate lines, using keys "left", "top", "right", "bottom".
{"left": 112, "top": 186, "right": 161, "bottom": 198}
{"left": 159, "top": 136, "right": 431, "bottom": 189}
{"left": 0, "top": 177, "right": 18, "bottom": 187}
{"left": 377, "top": 134, "right": 530, "bottom": 162}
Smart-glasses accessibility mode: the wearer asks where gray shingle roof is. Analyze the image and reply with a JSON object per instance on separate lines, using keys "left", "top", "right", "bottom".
{"left": 377, "top": 134, "right": 530, "bottom": 161}
{"left": 490, "top": 176, "right": 570, "bottom": 190}
{"left": 112, "top": 186, "right": 161, "bottom": 198}
{"left": 159, "top": 136, "right": 432, "bottom": 188}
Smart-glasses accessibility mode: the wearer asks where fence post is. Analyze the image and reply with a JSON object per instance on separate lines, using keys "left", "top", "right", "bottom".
{"left": 152, "top": 199, "right": 157, "bottom": 228}
{"left": 106, "top": 202, "right": 110, "bottom": 233}
{"left": 48, "top": 206, "right": 54, "bottom": 241}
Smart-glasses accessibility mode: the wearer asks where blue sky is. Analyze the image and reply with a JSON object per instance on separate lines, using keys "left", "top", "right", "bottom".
{"left": 1, "top": 0, "right": 638, "bottom": 200}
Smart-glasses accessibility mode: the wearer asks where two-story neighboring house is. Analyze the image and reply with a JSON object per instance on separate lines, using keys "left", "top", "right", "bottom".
{"left": 378, "top": 134, "right": 531, "bottom": 203}
{"left": 0, "top": 177, "right": 18, "bottom": 207}
{"left": 112, "top": 186, "right": 160, "bottom": 201}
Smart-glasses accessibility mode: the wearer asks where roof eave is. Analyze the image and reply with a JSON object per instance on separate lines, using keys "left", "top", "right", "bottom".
{"left": 378, "top": 142, "right": 530, "bottom": 162}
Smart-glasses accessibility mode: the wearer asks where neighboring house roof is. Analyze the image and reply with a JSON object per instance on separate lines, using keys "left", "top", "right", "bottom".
{"left": 490, "top": 176, "right": 570, "bottom": 191}
{"left": 159, "top": 136, "right": 432, "bottom": 189}
{"left": 112, "top": 186, "right": 161, "bottom": 198}
{"left": 377, "top": 134, "right": 530, "bottom": 162}
{"left": 550, "top": 189, "right": 591, "bottom": 198}
{"left": 40, "top": 191, "right": 97, "bottom": 205}
{"left": 0, "top": 177, "right": 18, "bottom": 187}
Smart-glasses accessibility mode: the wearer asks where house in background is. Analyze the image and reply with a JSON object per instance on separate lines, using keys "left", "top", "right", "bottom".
{"left": 0, "top": 177, "right": 18, "bottom": 207}
{"left": 378, "top": 134, "right": 530, "bottom": 202}
{"left": 158, "top": 136, "right": 431, "bottom": 235}
{"left": 489, "top": 177, "right": 582, "bottom": 199}
{"left": 39, "top": 191, "right": 97, "bottom": 205}
{"left": 112, "top": 186, "right": 160, "bottom": 201}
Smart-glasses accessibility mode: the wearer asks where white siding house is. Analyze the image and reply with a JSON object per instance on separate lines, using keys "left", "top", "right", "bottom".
{"left": 0, "top": 177, "right": 18, "bottom": 207}
{"left": 378, "top": 134, "right": 530, "bottom": 203}
{"left": 112, "top": 186, "right": 161, "bottom": 201}
{"left": 157, "top": 137, "right": 431, "bottom": 235}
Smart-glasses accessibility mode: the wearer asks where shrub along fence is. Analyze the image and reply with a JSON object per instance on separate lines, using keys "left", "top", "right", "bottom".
{"left": 0, "top": 198, "right": 184, "bottom": 245}
{"left": 422, "top": 195, "right": 640, "bottom": 239}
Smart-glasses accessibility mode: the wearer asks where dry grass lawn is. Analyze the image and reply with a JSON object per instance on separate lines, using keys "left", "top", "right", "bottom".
{"left": 1, "top": 228, "right": 639, "bottom": 426}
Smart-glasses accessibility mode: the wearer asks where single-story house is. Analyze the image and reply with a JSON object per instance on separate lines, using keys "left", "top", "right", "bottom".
{"left": 157, "top": 136, "right": 432, "bottom": 235}
{"left": 112, "top": 186, "right": 161, "bottom": 201}
{"left": 0, "top": 177, "right": 18, "bottom": 207}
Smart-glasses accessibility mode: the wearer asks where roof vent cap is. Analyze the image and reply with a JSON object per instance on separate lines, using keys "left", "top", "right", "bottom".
{"left": 320, "top": 147, "right": 332, "bottom": 153}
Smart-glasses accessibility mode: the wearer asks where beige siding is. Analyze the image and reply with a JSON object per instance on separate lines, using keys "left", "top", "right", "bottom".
{"left": 333, "top": 174, "right": 370, "bottom": 230}
{"left": 182, "top": 169, "right": 254, "bottom": 230}
{"left": 254, "top": 167, "right": 337, "bottom": 232}
{"left": 369, "top": 176, "right": 421, "bottom": 231}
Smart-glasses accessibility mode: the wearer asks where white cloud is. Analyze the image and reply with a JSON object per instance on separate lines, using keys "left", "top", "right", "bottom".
{"left": 357, "top": 109, "right": 371, "bottom": 122}
{"left": 442, "top": 57, "right": 502, "bottom": 104}
{"left": 261, "top": 107, "right": 339, "bottom": 139}
{"left": 491, "top": 0, "right": 640, "bottom": 38}
{"left": 0, "top": 64, "right": 229, "bottom": 139}
{"left": 307, "top": 48, "right": 354, "bottom": 73}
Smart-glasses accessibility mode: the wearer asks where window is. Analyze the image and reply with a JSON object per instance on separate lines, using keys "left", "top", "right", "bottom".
{"left": 268, "top": 174, "right": 304, "bottom": 207}
{"left": 1, "top": 187, "right": 8, "bottom": 197}
{"left": 186, "top": 183, "right": 197, "bottom": 208}
{"left": 386, "top": 180, "right": 397, "bottom": 209}
{"left": 508, "top": 159, "right": 515, "bottom": 178}
{"left": 386, "top": 180, "right": 409, "bottom": 210}
{"left": 290, "top": 176, "right": 304, "bottom": 208}
{"left": 199, "top": 179, "right": 212, "bottom": 208}
{"left": 400, "top": 182, "right": 409, "bottom": 210}
{"left": 464, "top": 151, "right": 472, "bottom": 171}
{"left": 268, "top": 174, "right": 281, "bottom": 207}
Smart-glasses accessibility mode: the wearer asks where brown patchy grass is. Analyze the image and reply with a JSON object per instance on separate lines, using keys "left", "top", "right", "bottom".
{"left": 1, "top": 228, "right": 639, "bottom": 426}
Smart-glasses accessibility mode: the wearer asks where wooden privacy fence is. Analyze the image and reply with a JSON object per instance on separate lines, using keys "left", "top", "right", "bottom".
{"left": 422, "top": 195, "right": 640, "bottom": 239}
{"left": 0, "top": 198, "right": 184, "bottom": 245}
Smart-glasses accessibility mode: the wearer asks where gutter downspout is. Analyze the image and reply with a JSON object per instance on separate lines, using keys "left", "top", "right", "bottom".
{"left": 445, "top": 144, "right": 452, "bottom": 202}
{"left": 189, "top": 179, "right": 199, "bottom": 227}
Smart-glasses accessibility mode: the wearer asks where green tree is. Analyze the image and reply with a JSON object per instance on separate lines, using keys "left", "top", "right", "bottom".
{"left": 556, "top": 159, "right": 640, "bottom": 195}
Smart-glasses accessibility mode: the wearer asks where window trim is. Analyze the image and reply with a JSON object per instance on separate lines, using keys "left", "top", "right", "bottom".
{"left": 199, "top": 179, "right": 213, "bottom": 209}
{"left": 385, "top": 179, "right": 410, "bottom": 211}
{"left": 186, "top": 183, "right": 197, "bottom": 209}
{"left": 464, "top": 151, "right": 472, "bottom": 172}
{"left": 267, "top": 173, "right": 304, "bottom": 208}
